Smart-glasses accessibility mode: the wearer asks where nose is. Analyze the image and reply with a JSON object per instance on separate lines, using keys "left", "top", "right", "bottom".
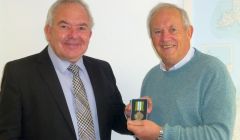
{"left": 160, "top": 30, "right": 170, "bottom": 41}
{"left": 68, "top": 28, "right": 79, "bottom": 38}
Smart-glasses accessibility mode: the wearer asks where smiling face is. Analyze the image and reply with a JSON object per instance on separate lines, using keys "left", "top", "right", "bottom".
{"left": 44, "top": 3, "right": 92, "bottom": 63}
{"left": 150, "top": 7, "right": 193, "bottom": 70}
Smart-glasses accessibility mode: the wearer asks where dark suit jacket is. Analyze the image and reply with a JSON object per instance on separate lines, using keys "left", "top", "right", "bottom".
{"left": 0, "top": 48, "right": 130, "bottom": 140}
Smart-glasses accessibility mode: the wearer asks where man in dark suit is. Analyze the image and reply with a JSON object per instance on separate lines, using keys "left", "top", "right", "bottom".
{"left": 0, "top": 0, "right": 130, "bottom": 140}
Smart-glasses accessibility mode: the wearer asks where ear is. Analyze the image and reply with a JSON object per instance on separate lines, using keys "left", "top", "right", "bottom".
{"left": 44, "top": 24, "right": 51, "bottom": 41}
{"left": 89, "top": 30, "right": 92, "bottom": 38}
{"left": 186, "top": 25, "right": 193, "bottom": 39}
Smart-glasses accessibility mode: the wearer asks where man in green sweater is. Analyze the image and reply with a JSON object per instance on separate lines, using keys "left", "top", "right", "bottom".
{"left": 127, "top": 3, "right": 236, "bottom": 140}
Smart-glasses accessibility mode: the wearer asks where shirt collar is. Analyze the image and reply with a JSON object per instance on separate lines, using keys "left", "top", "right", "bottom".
{"left": 159, "top": 47, "right": 195, "bottom": 71}
{"left": 48, "top": 46, "right": 84, "bottom": 73}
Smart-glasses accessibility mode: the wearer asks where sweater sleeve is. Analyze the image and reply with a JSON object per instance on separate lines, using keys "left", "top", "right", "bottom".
{"left": 163, "top": 62, "right": 236, "bottom": 140}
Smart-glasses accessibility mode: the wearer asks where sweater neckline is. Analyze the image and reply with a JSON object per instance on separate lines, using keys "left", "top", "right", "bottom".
{"left": 160, "top": 49, "right": 201, "bottom": 74}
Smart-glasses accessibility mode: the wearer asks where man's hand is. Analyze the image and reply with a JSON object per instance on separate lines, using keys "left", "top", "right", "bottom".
{"left": 127, "top": 119, "right": 162, "bottom": 140}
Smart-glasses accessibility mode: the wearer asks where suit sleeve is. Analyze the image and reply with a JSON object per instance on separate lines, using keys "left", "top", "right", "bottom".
{"left": 0, "top": 63, "right": 22, "bottom": 140}
{"left": 104, "top": 62, "right": 130, "bottom": 135}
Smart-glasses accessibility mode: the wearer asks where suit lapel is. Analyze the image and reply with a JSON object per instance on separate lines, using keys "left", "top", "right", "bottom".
{"left": 83, "top": 56, "right": 107, "bottom": 139}
{"left": 36, "top": 48, "right": 76, "bottom": 136}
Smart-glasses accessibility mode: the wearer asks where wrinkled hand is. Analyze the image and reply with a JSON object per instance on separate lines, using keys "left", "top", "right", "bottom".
{"left": 127, "top": 119, "right": 162, "bottom": 140}
{"left": 124, "top": 96, "right": 153, "bottom": 119}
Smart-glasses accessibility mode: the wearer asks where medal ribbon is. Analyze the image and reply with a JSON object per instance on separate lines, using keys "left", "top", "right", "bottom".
{"left": 135, "top": 101, "right": 144, "bottom": 111}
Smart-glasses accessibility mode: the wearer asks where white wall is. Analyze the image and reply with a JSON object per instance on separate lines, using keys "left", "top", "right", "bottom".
{"left": 0, "top": 0, "right": 172, "bottom": 139}
{"left": 0, "top": 0, "right": 239, "bottom": 140}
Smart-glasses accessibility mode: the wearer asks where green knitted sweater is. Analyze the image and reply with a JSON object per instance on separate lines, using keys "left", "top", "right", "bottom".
{"left": 141, "top": 49, "right": 236, "bottom": 140}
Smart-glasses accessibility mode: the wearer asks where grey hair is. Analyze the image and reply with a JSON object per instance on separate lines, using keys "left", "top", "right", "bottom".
{"left": 45, "top": 0, "right": 94, "bottom": 28}
{"left": 147, "top": 3, "right": 191, "bottom": 35}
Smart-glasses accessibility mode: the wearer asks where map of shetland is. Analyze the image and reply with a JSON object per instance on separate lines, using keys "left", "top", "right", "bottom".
{"left": 217, "top": 0, "right": 240, "bottom": 28}
{"left": 192, "top": 0, "right": 240, "bottom": 91}
{"left": 212, "top": 0, "right": 240, "bottom": 89}
{"left": 213, "top": 0, "right": 240, "bottom": 37}
{"left": 191, "top": 0, "right": 240, "bottom": 139}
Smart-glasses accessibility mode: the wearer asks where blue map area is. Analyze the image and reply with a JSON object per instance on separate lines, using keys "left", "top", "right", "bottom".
{"left": 192, "top": 0, "right": 240, "bottom": 95}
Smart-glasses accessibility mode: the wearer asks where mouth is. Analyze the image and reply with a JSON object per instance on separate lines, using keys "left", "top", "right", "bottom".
{"left": 63, "top": 40, "right": 81, "bottom": 47}
{"left": 62, "top": 43, "right": 81, "bottom": 51}
{"left": 161, "top": 44, "right": 176, "bottom": 49}
{"left": 65, "top": 42, "right": 80, "bottom": 46}
{"left": 63, "top": 38, "right": 81, "bottom": 46}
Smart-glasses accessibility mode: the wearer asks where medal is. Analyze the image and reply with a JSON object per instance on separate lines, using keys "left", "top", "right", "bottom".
{"left": 132, "top": 100, "right": 146, "bottom": 120}
{"left": 131, "top": 99, "right": 147, "bottom": 120}
{"left": 134, "top": 111, "right": 144, "bottom": 120}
